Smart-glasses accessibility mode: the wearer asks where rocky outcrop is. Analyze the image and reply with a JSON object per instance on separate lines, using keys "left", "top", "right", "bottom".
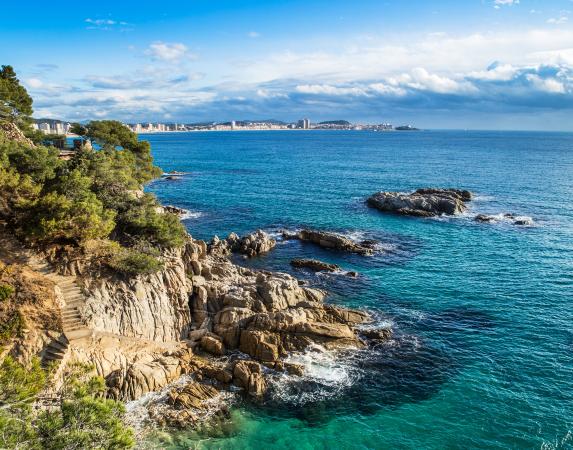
{"left": 79, "top": 243, "right": 203, "bottom": 342}
{"left": 149, "top": 381, "right": 229, "bottom": 428}
{"left": 189, "top": 254, "right": 372, "bottom": 368}
{"left": 475, "top": 213, "right": 533, "bottom": 226}
{"left": 282, "top": 229, "right": 375, "bottom": 255}
{"left": 209, "top": 230, "right": 276, "bottom": 258}
{"left": 291, "top": 258, "right": 340, "bottom": 272}
{"left": 367, "top": 188, "right": 472, "bottom": 217}
{"left": 0, "top": 121, "right": 36, "bottom": 148}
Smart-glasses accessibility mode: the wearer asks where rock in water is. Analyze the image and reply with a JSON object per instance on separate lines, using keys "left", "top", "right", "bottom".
{"left": 284, "top": 229, "right": 375, "bottom": 255}
{"left": 367, "top": 188, "right": 472, "bottom": 217}
{"left": 209, "top": 230, "right": 276, "bottom": 258}
{"left": 290, "top": 259, "right": 341, "bottom": 272}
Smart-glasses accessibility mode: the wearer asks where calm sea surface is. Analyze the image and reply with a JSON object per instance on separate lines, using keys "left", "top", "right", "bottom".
{"left": 142, "top": 130, "right": 573, "bottom": 449}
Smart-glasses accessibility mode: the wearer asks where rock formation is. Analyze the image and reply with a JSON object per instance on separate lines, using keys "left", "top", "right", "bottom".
{"left": 367, "top": 188, "right": 472, "bottom": 217}
{"left": 282, "top": 229, "right": 375, "bottom": 255}
{"left": 291, "top": 258, "right": 340, "bottom": 272}
{"left": 475, "top": 213, "right": 533, "bottom": 226}
{"left": 209, "top": 230, "right": 276, "bottom": 258}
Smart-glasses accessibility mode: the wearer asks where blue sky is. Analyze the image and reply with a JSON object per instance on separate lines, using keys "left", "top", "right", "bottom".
{"left": 1, "top": 0, "right": 573, "bottom": 130}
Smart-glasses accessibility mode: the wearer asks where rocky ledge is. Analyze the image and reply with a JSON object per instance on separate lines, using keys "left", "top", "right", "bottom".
{"left": 367, "top": 188, "right": 472, "bottom": 217}
{"left": 290, "top": 258, "right": 358, "bottom": 277}
{"left": 282, "top": 229, "right": 376, "bottom": 255}
{"left": 291, "top": 258, "right": 340, "bottom": 272}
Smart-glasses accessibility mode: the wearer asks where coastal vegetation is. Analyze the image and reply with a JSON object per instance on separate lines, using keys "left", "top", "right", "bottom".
{"left": 0, "top": 66, "right": 186, "bottom": 275}
{"left": 0, "top": 66, "right": 185, "bottom": 448}
{"left": 0, "top": 358, "right": 134, "bottom": 449}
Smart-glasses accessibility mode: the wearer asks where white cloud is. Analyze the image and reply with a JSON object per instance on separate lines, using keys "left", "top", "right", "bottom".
{"left": 247, "top": 31, "right": 261, "bottom": 38}
{"left": 494, "top": 0, "right": 519, "bottom": 6}
{"left": 547, "top": 16, "right": 569, "bottom": 25}
{"left": 145, "top": 42, "right": 195, "bottom": 62}
{"left": 526, "top": 75, "right": 566, "bottom": 93}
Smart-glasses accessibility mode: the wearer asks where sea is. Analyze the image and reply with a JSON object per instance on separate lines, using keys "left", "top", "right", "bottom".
{"left": 137, "top": 130, "right": 573, "bottom": 449}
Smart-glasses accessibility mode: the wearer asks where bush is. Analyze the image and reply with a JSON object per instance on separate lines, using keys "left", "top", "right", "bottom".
{"left": 0, "top": 311, "right": 24, "bottom": 344}
{"left": 0, "top": 359, "right": 135, "bottom": 449}
{"left": 108, "top": 248, "right": 163, "bottom": 275}
{"left": 0, "top": 284, "right": 14, "bottom": 301}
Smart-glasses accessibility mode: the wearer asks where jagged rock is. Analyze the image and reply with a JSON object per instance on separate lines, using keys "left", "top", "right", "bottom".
{"left": 209, "top": 230, "right": 276, "bottom": 258}
{"left": 367, "top": 188, "right": 472, "bottom": 217}
{"left": 284, "top": 362, "right": 305, "bottom": 376}
{"left": 233, "top": 360, "right": 267, "bottom": 398}
{"left": 200, "top": 335, "right": 225, "bottom": 356}
{"left": 163, "top": 205, "right": 187, "bottom": 216}
{"left": 283, "top": 229, "right": 374, "bottom": 255}
{"left": 475, "top": 214, "right": 495, "bottom": 223}
{"left": 291, "top": 258, "right": 340, "bottom": 272}
{"left": 149, "top": 381, "right": 228, "bottom": 428}
{"left": 360, "top": 328, "right": 392, "bottom": 342}
{"left": 475, "top": 213, "right": 533, "bottom": 226}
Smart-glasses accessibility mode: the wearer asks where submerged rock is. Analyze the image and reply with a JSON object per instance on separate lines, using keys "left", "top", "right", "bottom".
{"left": 367, "top": 188, "right": 472, "bottom": 217}
{"left": 283, "top": 229, "right": 375, "bottom": 255}
{"left": 290, "top": 258, "right": 341, "bottom": 272}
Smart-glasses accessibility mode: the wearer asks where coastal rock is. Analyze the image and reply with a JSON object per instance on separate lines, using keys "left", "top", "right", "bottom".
{"left": 200, "top": 335, "right": 225, "bottom": 356}
{"left": 360, "top": 328, "right": 392, "bottom": 343}
{"left": 149, "top": 381, "right": 228, "bottom": 428}
{"left": 474, "top": 213, "right": 534, "bottom": 226}
{"left": 283, "top": 229, "right": 375, "bottom": 255}
{"left": 209, "top": 230, "right": 276, "bottom": 258}
{"left": 367, "top": 188, "right": 472, "bottom": 217}
{"left": 291, "top": 258, "right": 340, "bottom": 272}
{"left": 233, "top": 360, "right": 267, "bottom": 398}
{"left": 163, "top": 205, "right": 188, "bottom": 216}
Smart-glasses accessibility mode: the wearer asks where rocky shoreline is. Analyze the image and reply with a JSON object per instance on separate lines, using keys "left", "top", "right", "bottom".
{"left": 5, "top": 183, "right": 535, "bottom": 437}
{"left": 30, "top": 227, "right": 390, "bottom": 432}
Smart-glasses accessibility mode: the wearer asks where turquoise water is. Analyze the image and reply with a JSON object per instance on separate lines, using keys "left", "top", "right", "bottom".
{"left": 145, "top": 130, "right": 573, "bottom": 449}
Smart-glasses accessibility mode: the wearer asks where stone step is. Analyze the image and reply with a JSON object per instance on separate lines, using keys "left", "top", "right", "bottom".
{"left": 61, "top": 287, "right": 82, "bottom": 293}
{"left": 65, "top": 295, "right": 84, "bottom": 302}
{"left": 62, "top": 313, "right": 81, "bottom": 320}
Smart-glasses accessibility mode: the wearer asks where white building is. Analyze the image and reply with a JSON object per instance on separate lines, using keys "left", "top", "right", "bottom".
{"left": 38, "top": 123, "right": 51, "bottom": 133}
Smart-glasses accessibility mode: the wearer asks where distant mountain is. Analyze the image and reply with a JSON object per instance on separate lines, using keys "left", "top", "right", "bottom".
{"left": 33, "top": 118, "right": 70, "bottom": 125}
{"left": 318, "top": 120, "right": 351, "bottom": 126}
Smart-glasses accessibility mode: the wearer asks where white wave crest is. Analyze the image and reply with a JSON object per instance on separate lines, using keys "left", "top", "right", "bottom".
{"left": 269, "top": 344, "right": 362, "bottom": 404}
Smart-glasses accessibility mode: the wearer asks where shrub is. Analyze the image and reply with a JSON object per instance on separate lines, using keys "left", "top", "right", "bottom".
{"left": 108, "top": 248, "right": 163, "bottom": 276}
{"left": 0, "top": 311, "right": 24, "bottom": 344}
{"left": 0, "top": 284, "right": 14, "bottom": 301}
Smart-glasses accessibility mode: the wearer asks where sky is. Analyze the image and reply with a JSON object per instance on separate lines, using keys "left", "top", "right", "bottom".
{"left": 1, "top": 0, "right": 573, "bottom": 130}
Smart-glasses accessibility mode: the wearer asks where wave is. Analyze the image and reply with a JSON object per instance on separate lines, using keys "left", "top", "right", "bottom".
{"left": 180, "top": 209, "right": 204, "bottom": 220}
{"left": 268, "top": 344, "right": 362, "bottom": 405}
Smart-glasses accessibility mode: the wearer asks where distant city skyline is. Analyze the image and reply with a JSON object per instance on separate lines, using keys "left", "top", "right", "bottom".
{"left": 2, "top": 0, "right": 573, "bottom": 130}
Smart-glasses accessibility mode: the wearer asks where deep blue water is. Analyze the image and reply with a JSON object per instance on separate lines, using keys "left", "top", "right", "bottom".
{"left": 144, "top": 130, "right": 573, "bottom": 449}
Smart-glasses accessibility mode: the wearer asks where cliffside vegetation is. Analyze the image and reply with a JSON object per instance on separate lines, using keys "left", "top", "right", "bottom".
{"left": 0, "top": 65, "right": 187, "bottom": 275}
{"left": 0, "top": 66, "right": 186, "bottom": 448}
{"left": 0, "top": 359, "right": 134, "bottom": 449}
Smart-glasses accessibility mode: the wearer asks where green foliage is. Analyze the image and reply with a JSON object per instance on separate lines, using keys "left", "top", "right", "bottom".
{"left": 0, "top": 66, "right": 186, "bottom": 275}
{"left": 0, "top": 360, "right": 135, "bottom": 449}
{"left": 0, "top": 134, "right": 60, "bottom": 183}
{"left": 118, "top": 194, "right": 187, "bottom": 248}
{"left": 0, "top": 65, "right": 33, "bottom": 127}
{"left": 108, "top": 246, "right": 164, "bottom": 275}
{"left": 83, "top": 120, "right": 162, "bottom": 184}
{"left": 0, "top": 310, "right": 25, "bottom": 344}
{"left": 0, "top": 284, "right": 14, "bottom": 301}
{"left": 23, "top": 170, "right": 116, "bottom": 244}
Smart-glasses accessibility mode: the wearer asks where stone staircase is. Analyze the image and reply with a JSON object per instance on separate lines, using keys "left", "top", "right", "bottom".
{"left": 0, "top": 228, "right": 93, "bottom": 367}
{"left": 27, "top": 260, "right": 93, "bottom": 366}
